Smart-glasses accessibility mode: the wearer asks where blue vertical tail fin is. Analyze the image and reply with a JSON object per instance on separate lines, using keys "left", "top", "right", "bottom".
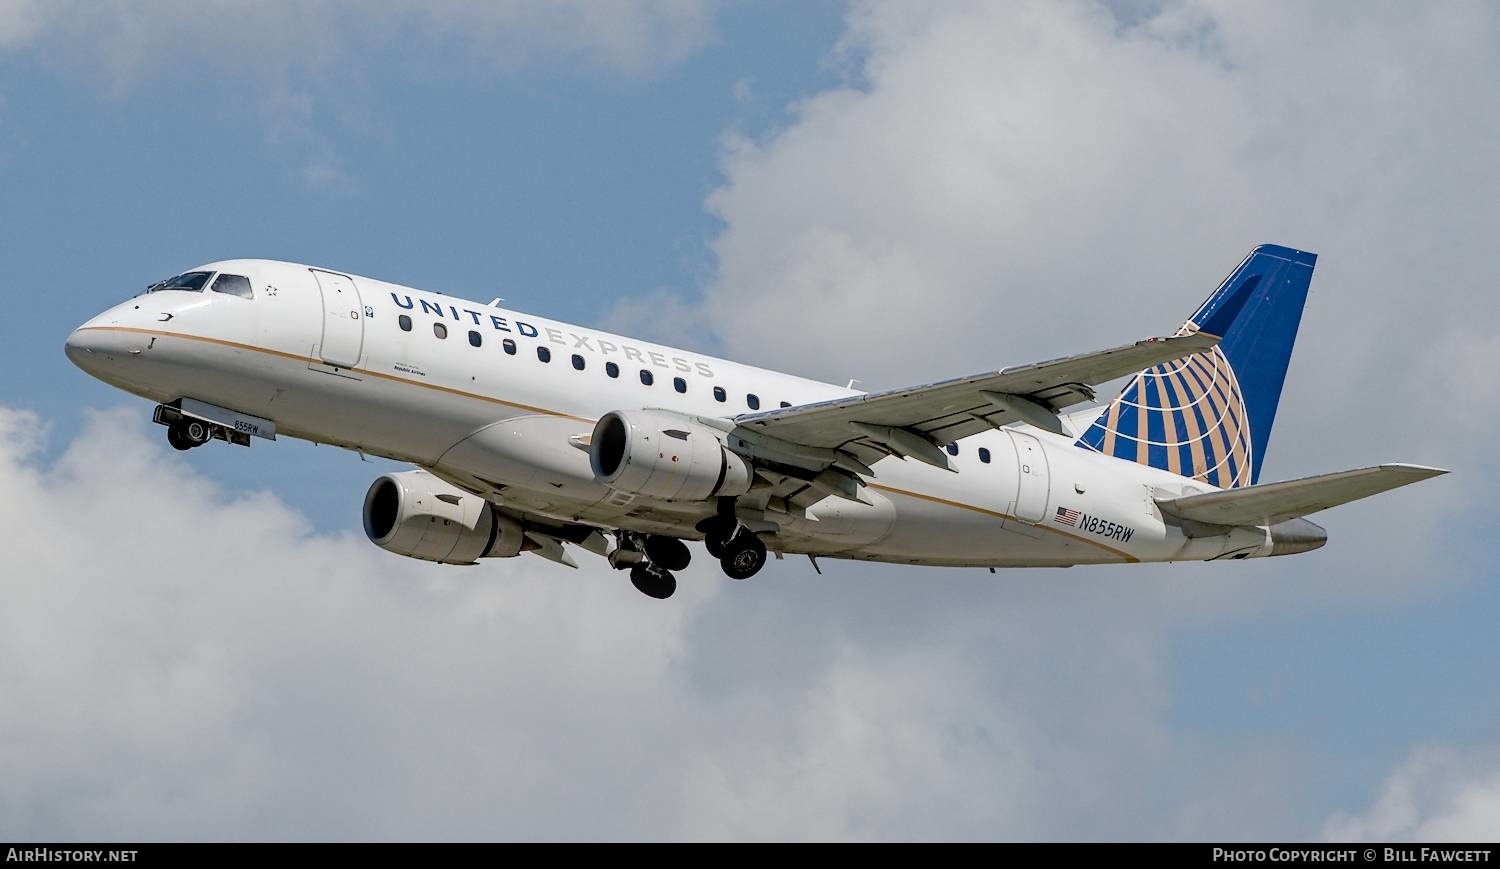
{"left": 1075, "top": 244, "right": 1317, "bottom": 488}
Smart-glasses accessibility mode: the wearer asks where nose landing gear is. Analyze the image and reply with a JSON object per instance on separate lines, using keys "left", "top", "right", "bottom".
{"left": 152, "top": 401, "right": 262, "bottom": 450}
{"left": 166, "top": 418, "right": 212, "bottom": 451}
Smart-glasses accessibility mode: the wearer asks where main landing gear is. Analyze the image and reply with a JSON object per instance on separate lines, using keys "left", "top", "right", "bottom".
{"left": 699, "top": 514, "right": 768, "bottom": 581}
{"left": 613, "top": 533, "right": 692, "bottom": 600}
{"left": 629, "top": 563, "right": 677, "bottom": 600}
{"left": 614, "top": 502, "right": 773, "bottom": 599}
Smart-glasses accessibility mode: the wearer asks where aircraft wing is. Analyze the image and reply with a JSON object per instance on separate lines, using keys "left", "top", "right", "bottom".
{"left": 731, "top": 332, "right": 1218, "bottom": 471}
{"left": 1155, "top": 464, "right": 1449, "bottom": 527}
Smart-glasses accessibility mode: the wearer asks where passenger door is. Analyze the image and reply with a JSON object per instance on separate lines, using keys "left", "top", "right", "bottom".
{"left": 312, "top": 269, "right": 364, "bottom": 370}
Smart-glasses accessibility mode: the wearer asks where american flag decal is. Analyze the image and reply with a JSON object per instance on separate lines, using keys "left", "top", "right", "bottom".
{"left": 1054, "top": 507, "right": 1080, "bottom": 527}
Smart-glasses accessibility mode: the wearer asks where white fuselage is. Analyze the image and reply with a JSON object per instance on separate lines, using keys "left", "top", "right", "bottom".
{"left": 66, "top": 259, "right": 1278, "bottom": 568}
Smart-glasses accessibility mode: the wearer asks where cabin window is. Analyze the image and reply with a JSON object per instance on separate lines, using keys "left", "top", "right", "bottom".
{"left": 572, "top": 354, "right": 585, "bottom": 371}
{"left": 537, "top": 346, "right": 551, "bottom": 363}
{"left": 148, "top": 271, "right": 213, "bottom": 293}
{"left": 606, "top": 361, "right": 620, "bottom": 378}
{"left": 433, "top": 322, "right": 448, "bottom": 339}
{"left": 780, "top": 401, "right": 792, "bottom": 408}
{"left": 978, "top": 447, "right": 991, "bottom": 464}
{"left": 468, "top": 330, "right": 482, "bottom": 348}
{"left": 713, "top": 386, "right": 726, "bottom": 403}
{"left": 673, "top": 377, "right": 687, "bottom": 394}
{"left": 398, "top": 314, "right": 412, "bottom": 332}
{"left": 502, "top": 338, "right": 516, "bottom": 355}
{"left": 747, "top": 394, "right": 761, "bottom": 410}
{"left": 640, "top": 369, "right": 654, "bottom": 386}
{"left": 210, "top": 273, "right": 253, "bottom": 299}
{"left": 946, "top": 443, "right": 959, "bottom": 456}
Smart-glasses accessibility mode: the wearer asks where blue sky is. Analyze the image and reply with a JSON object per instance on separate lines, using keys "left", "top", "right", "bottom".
{"left": 2, "top": 0, "right": 1498, "bottom": 841}
{"left": 3, "top": 0, "right": 845, "bottom": 519}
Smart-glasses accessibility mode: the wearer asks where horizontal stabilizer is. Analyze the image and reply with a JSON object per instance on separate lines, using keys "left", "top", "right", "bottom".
{"left": 1156, "top": 464, "right": 1448, "bottom": 527}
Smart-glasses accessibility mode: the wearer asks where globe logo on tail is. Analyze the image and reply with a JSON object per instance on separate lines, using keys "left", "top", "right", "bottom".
{"left": 1078, "top": 321, "right": 1254, "bottom": 489}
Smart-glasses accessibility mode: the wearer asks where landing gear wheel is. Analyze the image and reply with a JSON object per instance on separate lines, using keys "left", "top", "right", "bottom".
{"left": 700, "top": 516, "right": 735, "bottom": 559}
{"left": 643, "top": 535, "right": 691, "bottom": 572}
{"left": 166, "top": 422, "right": 195, "bottom": 451}
{"left": 183, "top": 419, "right": 212, "bottom": 446}
{"left": 629, "top": 563, "right": 677, "bottom": 600}
{"left": 168, "top": 419, "right": 211, "bottom": 450}
{"left": 719, "top": 532, "right": 767, "bottom": 581}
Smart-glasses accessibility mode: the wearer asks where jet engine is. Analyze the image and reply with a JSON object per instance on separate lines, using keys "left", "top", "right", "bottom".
{"left": 589, "top": 410, "right": 753, "bottom": 501}
{"left": 362, "top": 470, "right": 525, "bottom": 564}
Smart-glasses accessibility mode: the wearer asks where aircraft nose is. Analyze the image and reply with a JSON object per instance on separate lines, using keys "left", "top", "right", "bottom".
{"left": 64, "top": 326, "right": 97, "bottom": 369}
{"left": 1268, "top": 517, "right": 1328, "bottom": 556}
{"left": 64, "top": 324, "right": 122, "bottom": 375}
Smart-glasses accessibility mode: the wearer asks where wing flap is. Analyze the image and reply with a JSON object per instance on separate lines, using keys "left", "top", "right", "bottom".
{"left": 1156, "top": 464, "right": 1449, "bottom": 527}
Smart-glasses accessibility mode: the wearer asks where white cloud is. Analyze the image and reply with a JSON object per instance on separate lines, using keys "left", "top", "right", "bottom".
{"left": 690, "top": 0, "right": 1491, "bottom": 607}
{"left": 1323, "top": 745, "right": 1500, "bottom": 842}
{"left": 0, "top": 405, "right": 1322, "bottom": 839}
{"left": 603, "top": 286, "right": 716, "bottom": 354}
{"left": 698, "top": 1, "right": 1500, "bottom": 463}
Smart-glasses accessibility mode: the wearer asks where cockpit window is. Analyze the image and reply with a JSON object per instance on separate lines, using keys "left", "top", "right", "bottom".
{"left": 149, "top": 271, "right": 213, "bottom": 293}
{"left": 211, "top": 273, "right": 253, "bottom": 299}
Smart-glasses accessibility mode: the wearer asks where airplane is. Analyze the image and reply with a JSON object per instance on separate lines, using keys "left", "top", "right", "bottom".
{"left": 64, "top": 244, "right": 1447, "bottom": 599}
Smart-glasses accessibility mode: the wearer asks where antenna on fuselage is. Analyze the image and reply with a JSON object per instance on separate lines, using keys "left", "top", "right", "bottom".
{"left": 488, "top": 298, "right": 504, "bottom": 307}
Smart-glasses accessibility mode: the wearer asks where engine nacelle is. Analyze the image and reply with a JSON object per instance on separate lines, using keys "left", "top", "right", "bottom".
{"left": 362, "top": 470, "right": 525, "bottom": 565}
{"left": 589, "top": 410, "right": 753, "bottom": 501}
